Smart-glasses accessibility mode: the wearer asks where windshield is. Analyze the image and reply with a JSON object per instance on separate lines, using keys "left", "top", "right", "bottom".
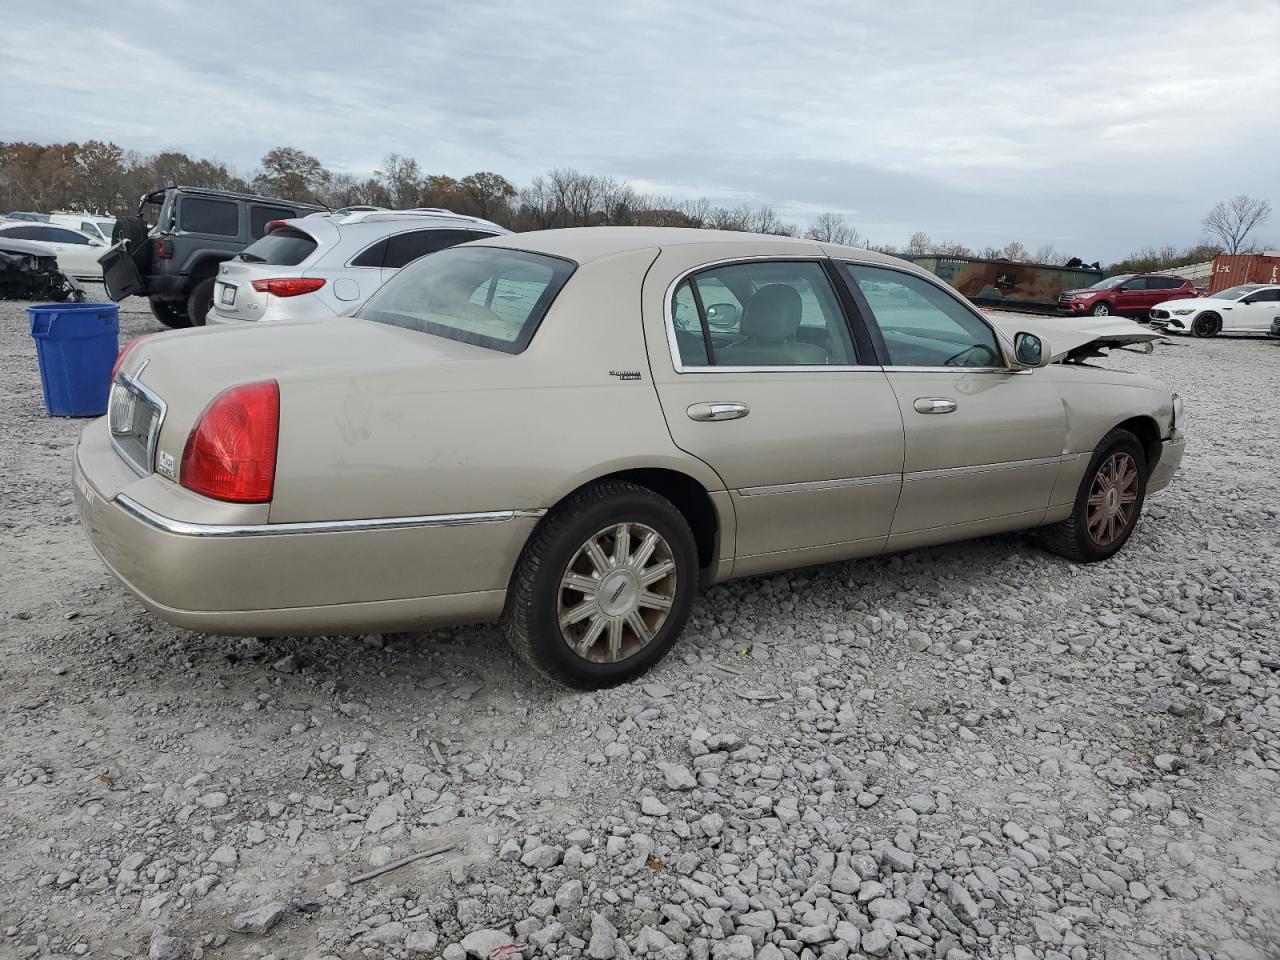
{"left": 1214, "top": 284, "right": 1260, "bottom": 301}
{"left": 1090, "top": 275, "right": 1133, "bottom": 290}
{"left": 359, "top": 245, "right": 575, "bottom": 354}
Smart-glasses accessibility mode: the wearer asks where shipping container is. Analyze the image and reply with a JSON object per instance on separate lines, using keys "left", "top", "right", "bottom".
{"left": 1208, "top": 254, "right": 1280, "bottom": 294}
{"left": 907, "top": 256, "right": 1105, "bottom": 311}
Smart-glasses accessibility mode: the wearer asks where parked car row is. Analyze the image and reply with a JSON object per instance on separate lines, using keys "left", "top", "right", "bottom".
{"left": 97, "top": 185, "right": 508, "bottom": 328}
{"left": 0, "top": 217, "right": 106, "bottom": 280}
{"left": 76, "top": 227, "right": 1185, "bottom": 687}
{"left": 1054, "top": 269, "right": 1280, "bottom": 339}
{"left": 1057, "top": 273, "right": 1197, "bottom": 317}
{"left": 1147, "top": 283, "right": 1280, "bottom": 337}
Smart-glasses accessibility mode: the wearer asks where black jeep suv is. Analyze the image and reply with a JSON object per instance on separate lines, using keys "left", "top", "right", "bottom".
{"left": 100, "top": 186, "right": 325, "bottom": 327}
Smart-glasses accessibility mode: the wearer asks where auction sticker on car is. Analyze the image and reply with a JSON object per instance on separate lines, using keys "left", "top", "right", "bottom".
{"left": 218, "top": 283, "right": 236, "bottom": 306}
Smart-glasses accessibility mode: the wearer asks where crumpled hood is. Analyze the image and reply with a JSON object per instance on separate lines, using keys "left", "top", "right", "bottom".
{"left": 986, "top": 313, "right": 1164, "bottom": 362}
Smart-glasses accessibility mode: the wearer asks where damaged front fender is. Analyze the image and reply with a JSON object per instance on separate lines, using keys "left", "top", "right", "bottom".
{"left": 0, "top": 239, "right": 85, "bottom": 303}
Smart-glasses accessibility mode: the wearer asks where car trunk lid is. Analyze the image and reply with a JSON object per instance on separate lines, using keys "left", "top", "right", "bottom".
{"left": 114, "top": 318, "right": 509, "bottom": 481}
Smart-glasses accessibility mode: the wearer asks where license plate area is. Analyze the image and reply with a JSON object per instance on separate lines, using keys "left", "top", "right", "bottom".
{"left": 217, "top": 282, "right": 237, "bottom": 307}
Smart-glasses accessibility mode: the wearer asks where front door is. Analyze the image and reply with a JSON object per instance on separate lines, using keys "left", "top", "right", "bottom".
{"left": 642, "top": 250, "right": 905, "bottom": 574}
{"left": 1112, "top": 276, "right": 1150, "bottom": 315}
{"left": 837, "top": 262, "right": 1066, "bottom": 544}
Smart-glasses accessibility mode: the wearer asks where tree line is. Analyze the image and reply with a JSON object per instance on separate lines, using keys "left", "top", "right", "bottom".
{"left": 0, "top": 140, "right": 1269, "bottom": 272}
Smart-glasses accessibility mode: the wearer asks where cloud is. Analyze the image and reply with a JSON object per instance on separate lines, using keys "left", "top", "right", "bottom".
{"left": 2, "top": 0, "right": 1276, "bottom": 259}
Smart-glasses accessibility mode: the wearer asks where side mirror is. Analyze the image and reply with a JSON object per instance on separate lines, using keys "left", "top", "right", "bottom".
{"left": 1014, "top": 332, "right": 1049, "bottom": 368}
{"left": 1240, "top": 297, "right": 1256, "bottom": 305}
{"left": 704, "top": 302, "right": 740, "bottom": 328}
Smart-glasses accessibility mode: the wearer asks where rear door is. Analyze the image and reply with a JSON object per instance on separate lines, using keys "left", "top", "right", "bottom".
{"left": 837, "top": 262, "right": 1065, "bottom": 544}
{"left": 643, "top": 249, "right": 905, "bottom": 575}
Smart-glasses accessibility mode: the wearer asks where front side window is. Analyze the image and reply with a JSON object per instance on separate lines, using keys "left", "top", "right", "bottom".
{"left": 359, "top": 246, "right": 574, "bottom": 354}
{"left": 672, "top": 260, "right": 856, "bottom": 367}
{"left": 50, "top": 227, "right": 90, "bottom": 244}
{"left": 1215, "top": 284, "right": 1259, "bottom": 301}
{"left": 842, "top": 263, "right": 1003, "bottom": 368}
{"left": 179, "top": 198, "right": 239, "bottom": 236}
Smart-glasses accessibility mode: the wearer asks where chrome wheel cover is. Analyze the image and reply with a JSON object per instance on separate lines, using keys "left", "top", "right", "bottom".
{"left": 1087, "top": 451, "right": 1138, "bottom": 546}
{"left": 558, "top": 522, "right": 677, "bottom": 663}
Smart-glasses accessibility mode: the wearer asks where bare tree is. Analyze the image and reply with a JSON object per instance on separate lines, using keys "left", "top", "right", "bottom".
{"left": 376, "top": 154, "right": 424, "bottom": 208}
{"left": 905, "top": 231, "right": 931, "bottom": 256}
{"left": 1002, "top": 241, "right": 1028, "bottom": 261}
{"left": 1202, "top": 195, "right": 1272, "bottom": 255}
{"left": 805, "top": 212, "right": 863, "bottom": 246}
{"left": 930, "top": 240, "right": 973, "bottom": 257}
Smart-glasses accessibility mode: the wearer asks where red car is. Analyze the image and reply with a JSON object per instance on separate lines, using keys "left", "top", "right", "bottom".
{"left": 1057, "top": 274, "right": 1197, "bottom": 318}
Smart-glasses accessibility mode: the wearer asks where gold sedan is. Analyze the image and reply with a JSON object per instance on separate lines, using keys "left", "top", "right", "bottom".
{"left": 74, "top": 228, "right": 1185, "bottom": 686}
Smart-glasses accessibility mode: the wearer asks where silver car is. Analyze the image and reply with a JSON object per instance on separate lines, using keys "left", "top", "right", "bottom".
{"left": 206, "top": 209, "right": 509, "bottom": 324}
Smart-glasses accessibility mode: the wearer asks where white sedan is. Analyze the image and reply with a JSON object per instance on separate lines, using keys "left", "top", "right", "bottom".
{"left": 1148, "top": 284, "right": 1280, "bottom": 337}
{"left": 0, "top": 220, "right": 105, "bottom": 280}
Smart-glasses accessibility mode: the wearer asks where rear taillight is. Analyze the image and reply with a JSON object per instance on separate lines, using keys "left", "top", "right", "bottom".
{"left": 111, "top": 335, "right": 152, "bottom": 381}
{"left": 154, "top": 238, "right": 173, "bottom": 259}
{"left": 251, "top": 277, "right": 326, "bottom": 297}
{"left": 180, "top": 380, "right": 280, "bottom": 503}
{"left": 264, "top": 219, "right": 288, "bottom": 233}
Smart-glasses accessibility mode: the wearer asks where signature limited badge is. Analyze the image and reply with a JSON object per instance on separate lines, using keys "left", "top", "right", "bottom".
{"left": 609, "top": 370, "right": 641, "bottom": 381}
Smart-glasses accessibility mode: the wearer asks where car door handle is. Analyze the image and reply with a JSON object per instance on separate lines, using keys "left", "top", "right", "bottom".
{"left": 687, "top": 402, "right": 749, "bottom": 422}
{"left": 913, "top": 398, "right": 957, "bottom": 414}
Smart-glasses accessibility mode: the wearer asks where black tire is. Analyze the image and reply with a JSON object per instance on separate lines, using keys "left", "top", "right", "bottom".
{"left": 1091, "top": 302, "right": 1112, "bottom": 317}
{"left": 502, "top": 480, "right": 699, "bottom": 688}
{"left": 149, "top": 298, "right": 191, "bottom": 329}
{"left": 1191, "top": 312, "right": 1220, "bottom": 338}
{"left": 1040, "top": 428, "right": 1148, "bottom": 563}
{"left": 111, "top": 215, "right": 148, "bottom": 247}
{"left": 187, "top": 278, "right": 215, "bottom": 327}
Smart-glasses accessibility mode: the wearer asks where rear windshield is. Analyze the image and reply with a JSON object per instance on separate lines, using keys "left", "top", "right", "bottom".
{"left": 359, "top": 246, "right": 575, "bottom": 354}
{"left": 238, "top": 227, "right": 317, "bottom": 266}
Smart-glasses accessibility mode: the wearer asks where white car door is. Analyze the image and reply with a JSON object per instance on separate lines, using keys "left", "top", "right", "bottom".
{"left": 1232, "top": 288, "right": 1280, "bottom": 330}
{"left": 44, "top": 227, "right": 103, "bottom": 279}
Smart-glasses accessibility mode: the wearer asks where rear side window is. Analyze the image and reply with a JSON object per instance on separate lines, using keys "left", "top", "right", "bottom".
{"left": 249, "top": 206, "right": 297, "bottom": 240}
{"left": 383, "top": 229, "right": 481, "bottom": 269}
{"left": 0, "top": 225, "right": 48, "bottom": 240}
{"left": 360, "top": 246, "right": 574, "bottom": 354}
{"left": 1124, "top": 277, "right": 1149, "bottom": 291}
{"left": 180, "top": 198, "right": 239, "bottom": 236}
{"left": 238, "top": 227, "right": 317, "bottom": 266}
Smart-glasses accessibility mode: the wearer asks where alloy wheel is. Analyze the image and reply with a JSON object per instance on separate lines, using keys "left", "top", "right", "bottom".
{"left": 1092, "top": 303, "right": 1111, "bottom": 316}
{"left": 1087, "top": 451, "right": 1138, "bottom": 547}
{"left": 557, "top": 522, "right": 677, "bottom": 663}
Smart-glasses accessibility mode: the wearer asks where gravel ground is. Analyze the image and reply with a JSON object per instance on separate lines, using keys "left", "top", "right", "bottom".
{"left": 1, "top": 292, "right": 1278, "bottom": 960}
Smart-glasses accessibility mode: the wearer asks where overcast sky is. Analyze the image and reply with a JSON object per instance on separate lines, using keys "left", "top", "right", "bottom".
{"left": 4, "top": 0, "right": 1277, "bottom": 260}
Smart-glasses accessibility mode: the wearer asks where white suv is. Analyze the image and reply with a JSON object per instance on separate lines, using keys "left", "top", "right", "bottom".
{"left": 207, "top": 209, "right": 509, "bottom": 325}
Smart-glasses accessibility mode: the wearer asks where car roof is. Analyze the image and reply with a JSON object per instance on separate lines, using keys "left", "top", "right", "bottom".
{"left": 474, "top": 226, "right": 909, "bottom": 267}
{"left": 159, "top": 186, "right": 327, "bottom": 209}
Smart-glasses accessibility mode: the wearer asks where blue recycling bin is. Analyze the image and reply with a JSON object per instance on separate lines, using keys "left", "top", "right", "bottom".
{"left": 29, "top": 302, "right": 120, "bottom": 417}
